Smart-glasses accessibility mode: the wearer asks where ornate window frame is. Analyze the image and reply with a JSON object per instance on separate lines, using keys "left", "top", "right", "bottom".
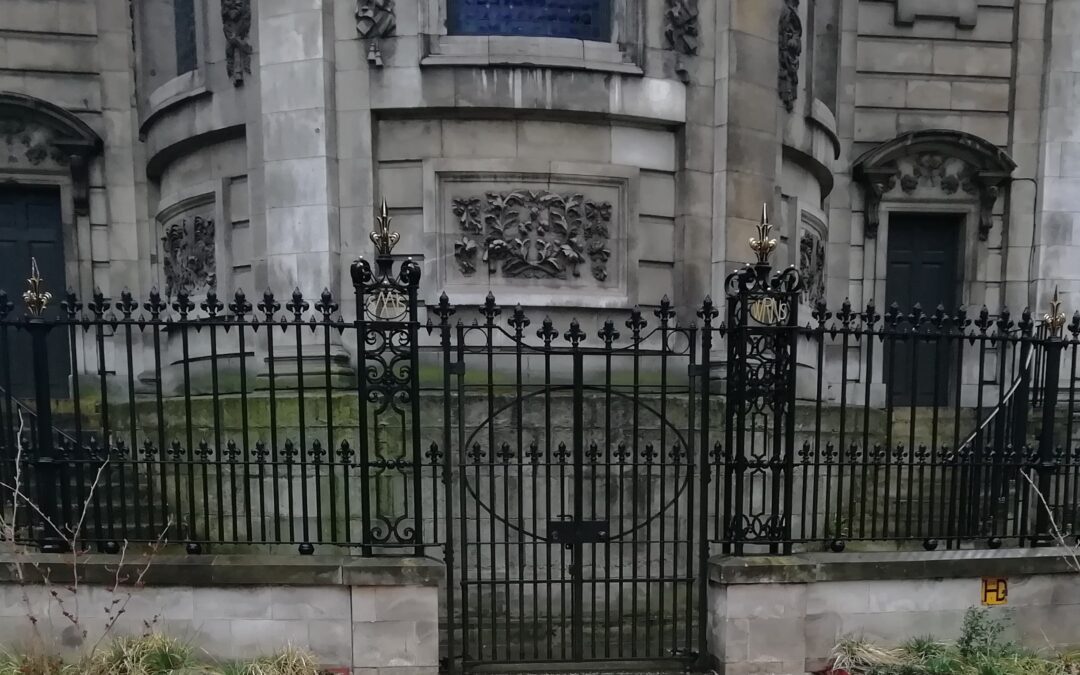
{"left": 417, "top": 0, "right": 645, "bottom": 74}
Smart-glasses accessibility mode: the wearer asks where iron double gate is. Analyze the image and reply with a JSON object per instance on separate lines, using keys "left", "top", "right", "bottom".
{"left": 433, "top": 299, "right": 712, "bottom": 668}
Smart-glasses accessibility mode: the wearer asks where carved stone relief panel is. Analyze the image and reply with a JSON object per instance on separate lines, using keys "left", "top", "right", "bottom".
{"left": 451, "top": 190, "right": 612, "bottom": 283}
{"left": 157, "top": 195, "right": 217, "bottom": 299}
{"left": 799, "top": 214, "right": 827, "bottom": 306}
{"left": 435, "top": 170, "right": 630, "bottom": 303}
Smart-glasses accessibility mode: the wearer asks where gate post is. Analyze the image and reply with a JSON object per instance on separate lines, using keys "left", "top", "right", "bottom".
{"left": 1033, "top": 290, "right": 1065, "bottom": 546}
{"left": 23, "top": 259, "right": 64, "bottom": 552}
{"left": 350, "top": 201, "right": 424, "bottom": 555}
{"left": 724, "top": 206, "right": 802, "bottom": 555}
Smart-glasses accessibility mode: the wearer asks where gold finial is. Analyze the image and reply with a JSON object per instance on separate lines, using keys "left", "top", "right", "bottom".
{"left": 370, "top": 199, "right": 400, "bottom": 257}
{"left": 23, "top": 258, "right": 52, "bottom": 317}
{"left": 1046, "top": 286, "right": 1067, "bottom": 337}
{"left": 749, "top": 202, "right": 778, "bottom": 265}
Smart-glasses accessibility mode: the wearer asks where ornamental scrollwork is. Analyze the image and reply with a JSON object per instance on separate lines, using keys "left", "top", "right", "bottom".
{"left": 356, "top": 0, "right": 395, "bottom": 38}
{"left": 451, "top": 189, "right": 613, "bottom": 283}
{"left": 162, "top": 216, "right": 216, "bottom": 298}
{"left": 221, "top": 0, "right": 252, "bottom": 86}
{"left": 778, "top": 0, "right": 803, "bottom": 113}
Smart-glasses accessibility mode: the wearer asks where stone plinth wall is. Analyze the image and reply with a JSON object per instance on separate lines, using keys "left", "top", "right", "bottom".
{"left": 707, "top": 549, "right": 1080, "bottom": 675}
{"left": 0, "top": 554, "right": 442, "bottom": 675}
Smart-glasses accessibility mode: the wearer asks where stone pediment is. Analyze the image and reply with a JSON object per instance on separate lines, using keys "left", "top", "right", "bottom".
{"left": 852, "top": 129, "right": 1015, "bottom": 240}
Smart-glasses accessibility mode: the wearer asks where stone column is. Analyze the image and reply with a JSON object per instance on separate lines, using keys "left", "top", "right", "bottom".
{"left": 257, "top": 0, "right": 351, "bottom": 386}
{"left": 1036, "top": 0, "right": 1080, "bottom": 312}
{"left": 713, "top": 0, "right": 785, "bottom": 302}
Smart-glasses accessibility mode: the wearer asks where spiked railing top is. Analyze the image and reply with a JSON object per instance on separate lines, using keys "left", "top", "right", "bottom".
{"left": 1046, "top": 286, "right": 1067, "bottom": 337}
{"left": 370, "top": 199, "right": 400, "bottom": 257}
{"left": 23, "top": 257, "right": 52, "bottom": 317}
{"left": 748, "top": 203, "right": 778, "bottom": 266}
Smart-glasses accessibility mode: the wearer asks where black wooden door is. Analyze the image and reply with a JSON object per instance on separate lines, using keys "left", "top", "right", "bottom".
{"left": 886, "top": 214, "right": 960, "bottom": 406}
{"left": 0, "top": 185, "right": 69, "bottom": 398}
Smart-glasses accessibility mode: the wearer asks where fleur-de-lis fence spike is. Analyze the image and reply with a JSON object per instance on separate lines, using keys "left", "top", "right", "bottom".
{"left": 23, "top": 257, "right": 52, "bottom": 317}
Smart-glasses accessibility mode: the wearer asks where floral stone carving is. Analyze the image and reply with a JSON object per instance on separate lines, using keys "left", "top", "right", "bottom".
{"left": 778, "top": 0, "right": 803, "bottom": 112}
{"left": 162, "top": 216, "right": 216, "bottom": 298}
{"left": 221, "top": 0, "right": 252, "bottom": 86}
{"left": 451, "top": 190, "right": 613, "bottom": 283}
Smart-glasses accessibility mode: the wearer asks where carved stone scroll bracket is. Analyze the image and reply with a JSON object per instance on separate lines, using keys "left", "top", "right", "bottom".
{"left": 778, "top": 0, "right": 803, "bottom": 113}
{"left": 664, "top": 0, "right": 700, "bottom": 83}
{"left": 221, "top": 0, "right": 253, "bottom": 86}
{"left": 853, "top": 130, "right": 1015, "bottom": 241}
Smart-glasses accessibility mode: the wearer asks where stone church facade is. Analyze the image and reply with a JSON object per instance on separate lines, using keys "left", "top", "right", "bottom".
{"left": 0, "top": 0, "right": 1074, "bottom": 386}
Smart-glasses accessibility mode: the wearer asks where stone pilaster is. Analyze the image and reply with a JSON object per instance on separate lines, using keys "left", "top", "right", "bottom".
{"left": 257, "top": 0, "right": 351, "bottom": 387}
{"left": 713, "top": 0, "right": 785, "bottom": 303}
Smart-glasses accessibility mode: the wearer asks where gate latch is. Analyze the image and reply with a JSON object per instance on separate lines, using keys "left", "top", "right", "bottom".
{"left": 547, "top": 519, "right": 609, "bottom": 545}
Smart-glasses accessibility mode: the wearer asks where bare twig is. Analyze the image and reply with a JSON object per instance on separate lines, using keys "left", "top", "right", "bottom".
{"left": 1021, "top": 469, "right": 1080, "bottom": 572}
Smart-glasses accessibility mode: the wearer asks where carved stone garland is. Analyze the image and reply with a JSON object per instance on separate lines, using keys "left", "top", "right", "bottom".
{"left": 799, "top": 230, "right": 826, "bottom": 305}
{"left": 221, "top": 0, "right": 252, "bottom": 86}
{"left": 451, "top": 190, "right": 613, "bottom": 283}
{"left": 162, "top": 217, "right": 216, "bottom": 298}
{"left": 778, "top": 0, "right": 803, "bottom": 113}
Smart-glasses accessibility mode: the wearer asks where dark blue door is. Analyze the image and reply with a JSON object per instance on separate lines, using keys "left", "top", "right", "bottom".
{"left": 0, "top": 185, "right": 69, "bottom": 398}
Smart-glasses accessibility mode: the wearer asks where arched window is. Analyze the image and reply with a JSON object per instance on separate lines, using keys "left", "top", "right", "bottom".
{"left": 447, "top": 0, "right": 612, "bottom": 42}
{"left": 174, "top": 0, "right": 198, "bottom": 74}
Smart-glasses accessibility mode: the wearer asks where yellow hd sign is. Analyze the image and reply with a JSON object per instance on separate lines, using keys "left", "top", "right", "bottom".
{"left": 981, "top": 578, "right": 1008, "bottom": 606}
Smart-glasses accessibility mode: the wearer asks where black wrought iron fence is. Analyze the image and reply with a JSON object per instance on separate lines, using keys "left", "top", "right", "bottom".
{"left": 1, "top": 237, "right": 1079, "bottom": 562}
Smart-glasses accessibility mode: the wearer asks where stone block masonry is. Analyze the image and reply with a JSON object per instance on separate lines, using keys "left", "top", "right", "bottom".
{"left": 0, "top": 554, "right": 442, "bottom": 675}
{"left": 707, "top": 548, "right": 1080, "bottom": 675}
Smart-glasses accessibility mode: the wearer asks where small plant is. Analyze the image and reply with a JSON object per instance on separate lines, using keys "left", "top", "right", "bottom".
{"left": 956, "top": 608, "right": 1010, "bottom": 658}
{"left": 830, "top": 607, "right": 1078, "bottom": 675}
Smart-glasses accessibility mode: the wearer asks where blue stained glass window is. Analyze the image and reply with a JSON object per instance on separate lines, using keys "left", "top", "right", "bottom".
{"left": 174, "top": 0, "right": 197, "bottom": 75}
{"left": 448, "top": 0, "right": 611, "bottom": 42}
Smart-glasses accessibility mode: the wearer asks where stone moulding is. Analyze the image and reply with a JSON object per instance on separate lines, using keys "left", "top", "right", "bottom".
{"left": 852, "top": 129, "right": 1016, "bottom": 240}
{"left": 221, "top": 0, "right": 252, "bottom": 86}
{"left": 451, "top": 189, "right": 613, "bottom": 283}
{"left": 778, "top": 0, "right": 803, "bottom": 113}
{"left": 895, "top": 0, "right": 977, "bottom": 28}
